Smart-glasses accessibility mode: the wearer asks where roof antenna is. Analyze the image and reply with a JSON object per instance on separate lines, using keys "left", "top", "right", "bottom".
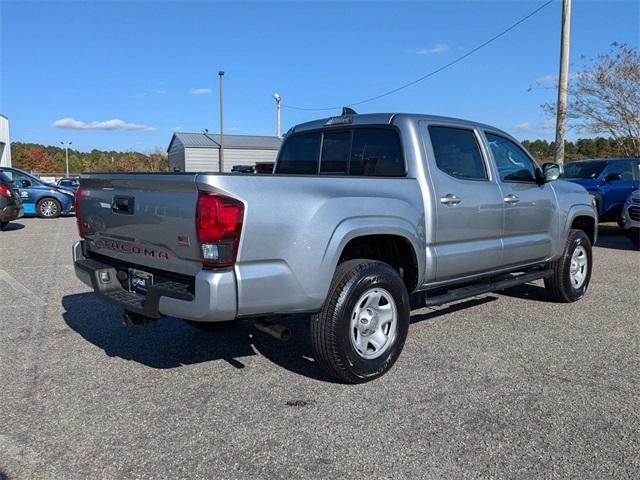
{"left": 341, "top": 107, "right": 357, "bottom": 116}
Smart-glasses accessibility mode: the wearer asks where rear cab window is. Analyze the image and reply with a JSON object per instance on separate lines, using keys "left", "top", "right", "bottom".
{"left": 275, "top": 127, "right": 405, "bottom": 177}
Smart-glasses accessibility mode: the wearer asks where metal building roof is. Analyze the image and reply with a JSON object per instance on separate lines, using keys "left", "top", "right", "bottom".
{"left": 168, "top": 132, "right": 281, "bottom": 152}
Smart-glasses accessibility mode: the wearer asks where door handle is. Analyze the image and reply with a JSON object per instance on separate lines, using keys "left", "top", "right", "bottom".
{"left": 503, "top": 194, "right": 520, "bottom": 205}
{"left": 440, "top": 193, "right": 462, "bottom": 206}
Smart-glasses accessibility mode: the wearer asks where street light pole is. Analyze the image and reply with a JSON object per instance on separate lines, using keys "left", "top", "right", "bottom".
{"left": 218, "top": 70, "right": 225, "bottom": 172}
{"left": 553, "top": 0, "right": 572, "bottom": 164}
{"left": 273, "top": 93, "right": 282, "bottom": 137}
{"left": 60, "top": 141, "right": 72, "bottom": 177}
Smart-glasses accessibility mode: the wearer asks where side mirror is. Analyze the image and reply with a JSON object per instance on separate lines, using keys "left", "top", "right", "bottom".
{"left": 542, "top": 162, "right": 562, "bottom": 182}
{"left": 604, "top": 173, "right": 623, "bottom": 182}
{"left": 20, "top": 179, "right": 32, "bottom": 188}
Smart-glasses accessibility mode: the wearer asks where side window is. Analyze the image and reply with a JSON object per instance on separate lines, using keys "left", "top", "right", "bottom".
{"left": 275, "top": 132, "right": 321, "bottom": 174}
{"left": 428, "top": 126, "right": 487, "bottom": 180}
{"left": 320, "top": 131, "right": 350, "bottom": 175}
{"left": 606, "top": 161, "right": 634, "bottom": 181}
{"left": 350, "top": 129, "right": 404, "bottom": 177}
{"left": 486, "top": 133, "right": 538, "bottom": 183}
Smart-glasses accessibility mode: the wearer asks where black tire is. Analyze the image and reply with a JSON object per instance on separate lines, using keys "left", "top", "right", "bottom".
{"left": 183, "top": 320, "right": 239, "bottom": 331}
{"left": 36, "top": 197, "right": 61, "bottom": 218}
{"left": 0, "top": 221, "right": 8, "bottom": 231}
{"left": 544, "top": 229, "right": 593, "bottom": 303}
{"left": 310, "top": 259, "right": 410, "bottom": 384}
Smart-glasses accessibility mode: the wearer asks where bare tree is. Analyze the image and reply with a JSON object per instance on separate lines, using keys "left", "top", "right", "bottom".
{"left": 543, "top": 43, "right": 640, "bottom": 156}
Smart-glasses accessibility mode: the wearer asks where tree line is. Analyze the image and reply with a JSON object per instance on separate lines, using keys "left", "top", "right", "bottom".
{"left": 521, "top": 136, "right": 636, "bottom": 163}
{"left": 10, "top": 142, "right": 168, "bottom": 175}
{"left": 10, "top": 136, "right": 634, "bottom": 177}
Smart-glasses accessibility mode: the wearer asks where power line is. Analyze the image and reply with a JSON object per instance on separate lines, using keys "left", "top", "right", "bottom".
{"left": 282, "top": 0, "right": 555, "bottom": 112}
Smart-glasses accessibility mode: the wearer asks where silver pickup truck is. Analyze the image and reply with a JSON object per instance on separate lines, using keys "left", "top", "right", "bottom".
{"left": 72, "top": 112, "right": 597, "bottom": 383}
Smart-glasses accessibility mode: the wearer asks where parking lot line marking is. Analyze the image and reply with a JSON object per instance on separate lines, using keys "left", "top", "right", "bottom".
{"left": 0, "top": 269, "right": 47, "bottom": 307}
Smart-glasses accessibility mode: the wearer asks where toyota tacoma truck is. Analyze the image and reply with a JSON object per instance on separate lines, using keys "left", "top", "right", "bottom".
{"left": 72, "top": 112, "right": 597, "bottom": 383}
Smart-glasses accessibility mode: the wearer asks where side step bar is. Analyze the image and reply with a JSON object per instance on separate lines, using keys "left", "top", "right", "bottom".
{"left": 415, "top": 269, "right": 553, "bottom": 308}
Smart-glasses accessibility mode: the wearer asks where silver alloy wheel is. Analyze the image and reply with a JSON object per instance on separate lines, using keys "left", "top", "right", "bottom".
{"left": 350, "top": 287, "right": 398, "bottom": 360}
{"left": 569, "top": 245, "right": 588, "bottom": 289}
{"left": 40, "top": 200, "right": 58, "bottom": 217}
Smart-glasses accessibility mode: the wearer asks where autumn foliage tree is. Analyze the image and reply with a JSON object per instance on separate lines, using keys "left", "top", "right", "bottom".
{"left": 544, "top": 43, "right": 640, "bottom": 156}
{"left": 12, "top": 147, "right": 58, "bottom": 172}
{"left": 11, "top": 143, "right": 168, "bottom": 174}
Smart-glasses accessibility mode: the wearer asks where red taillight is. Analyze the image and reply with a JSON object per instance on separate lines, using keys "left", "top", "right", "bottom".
{"left": 196, "top": 191, "right": 244, "bottom": 268}
{"left": 75, "top": 186, "right": 85, "bottom": 238}
{"left": 0, "top": 184, "right": 10, "bottom": 198}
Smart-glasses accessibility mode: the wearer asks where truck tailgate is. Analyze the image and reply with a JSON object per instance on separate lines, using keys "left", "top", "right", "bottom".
{"left": 78, "top": 173, "right": 202, "bottom": 276}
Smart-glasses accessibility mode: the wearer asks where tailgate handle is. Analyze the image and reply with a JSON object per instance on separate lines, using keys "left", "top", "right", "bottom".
{"left": 112, "top": 196, "right": 135, "bottom": 214}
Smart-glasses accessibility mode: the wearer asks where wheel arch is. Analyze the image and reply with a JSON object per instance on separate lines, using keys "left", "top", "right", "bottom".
{"left": 321, "top": 217, "right": 425, "bottom": 294}
{"left": 566, "top": 206, "right": 598, "bottom": 246}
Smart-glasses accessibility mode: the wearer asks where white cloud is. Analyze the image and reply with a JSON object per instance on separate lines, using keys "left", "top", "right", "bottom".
{"left": 52, "top": 117, "right": 156, "bottom": 132}
{"left": 190, "top": 88, "right": 213, "bottom": 95}
{"left": 513, "top": 122, "right": 534, "bottom": 132}
{"left": 171, "top": 126, "right": 183, "bottom": 132}
{"left": 535, "top": 72, "right": 584, "bottom": 89}
{"left": 536, "top": 74, "right": 557, "bottom": 88}
{"left": 416, "top": 43, "right": 448, "bottom": 55}
{"left": 512, "top": 120, "right": 557, "bottom": 135}
{"left": 137, "top": 89, "right": 167, "bottom": 97}
{"left": 539, "top": 119, "right": 555, "bottom": 130}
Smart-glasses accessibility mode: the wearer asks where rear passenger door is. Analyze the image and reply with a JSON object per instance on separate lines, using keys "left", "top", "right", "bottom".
{"left": 484, "top": 132, "right": 556, "bottom": 266}
{"left": 423, "top": 124, "right": 504, "bottom": 282}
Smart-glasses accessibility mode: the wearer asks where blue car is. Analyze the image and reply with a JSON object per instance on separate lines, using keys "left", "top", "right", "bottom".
{"left": 562, "top": 158, "right": 640, "bottom": 222}
{"left": 0, "top": 167, "right": 75, "bottom": 218}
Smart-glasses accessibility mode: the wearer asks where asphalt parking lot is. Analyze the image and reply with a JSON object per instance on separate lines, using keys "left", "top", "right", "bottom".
{"left": 1, "top": 217, "right": 638, "bottom": 479}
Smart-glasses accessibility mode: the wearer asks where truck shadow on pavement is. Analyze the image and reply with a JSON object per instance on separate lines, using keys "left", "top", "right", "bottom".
{"left": 61, "top": 293, "right": 339, "bottom": 382}
{"left": 595, "top": 224, "right": 639, "bottom": 251}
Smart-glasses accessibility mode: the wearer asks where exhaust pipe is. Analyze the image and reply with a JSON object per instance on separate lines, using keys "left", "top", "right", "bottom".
{"left": 254, "top": 319, "right": 291, "bottom": 341}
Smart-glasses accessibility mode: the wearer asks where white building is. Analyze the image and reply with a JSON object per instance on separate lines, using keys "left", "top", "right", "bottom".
{"left": 167, "top": 132, "right": 281, "bottom": 172}
{"left": 0, "top": 114, "right": 11, "bottom": 167}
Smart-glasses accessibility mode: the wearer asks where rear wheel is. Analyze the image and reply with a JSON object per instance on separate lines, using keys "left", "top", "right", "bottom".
{"left": 0, "top": 221, "right": 8, "bottom": 231}
{"left": 310, "top": 259, "right": 410, "bottom": 384}
{"left": 36, "top": 198, "right": 61, "bottom": 218}
{"left": 183, "top": 319, "right": 239, "bottom": 331}
{"left": 544, "top": 229, "right": 592, "bottom": 302}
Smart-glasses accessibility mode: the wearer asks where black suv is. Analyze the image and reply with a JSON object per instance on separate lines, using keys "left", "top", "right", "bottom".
{"left": 0, "top": 171, "right": 24, "bottom": 230}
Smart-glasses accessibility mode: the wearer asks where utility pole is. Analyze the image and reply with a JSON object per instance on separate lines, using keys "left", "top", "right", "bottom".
{"left": 273, "top": 93, "right": 282, "bottom": 137}
{"left": 553, "top": 0, "right": 572, "bottom": 164}
{"left": 218, "top": 70, "right": 225, "bottom": 172}
{"left": 60, "top": 141, "right": 72, "bottom": 177}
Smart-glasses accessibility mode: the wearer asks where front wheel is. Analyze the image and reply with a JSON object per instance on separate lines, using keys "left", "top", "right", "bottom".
{"left": 36, "top": 198, "right": 61, "bottom": 218}
{"left": 0, "top": 221, "right": 8, "bottom": 231}
{"left": 310, "top": 259, "right": 410, "bottom": 384}
{"left": 544, "top": 229, "right": 593, "bottom": 302}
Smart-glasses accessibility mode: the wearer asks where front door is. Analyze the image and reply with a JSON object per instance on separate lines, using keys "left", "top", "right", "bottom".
{"left": 598, "top": 160, "right": 640, "bottom": 219}
{"left": 484, "top": 132, "right": 556, "bottom": 266}
{"left": 422, "top": 124, "right": 504, "bottom": 282}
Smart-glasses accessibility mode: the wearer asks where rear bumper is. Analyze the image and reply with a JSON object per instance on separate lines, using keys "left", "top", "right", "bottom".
{"left": 72, "top": 241, "right": 237, "bottom": 322}
{"left": 0, "top": 204, "right": 24, "bottom": 222}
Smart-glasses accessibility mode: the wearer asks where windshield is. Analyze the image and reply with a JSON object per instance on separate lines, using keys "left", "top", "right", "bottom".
{"left": 563, "top": 161, "right": 607, "bottom": 179}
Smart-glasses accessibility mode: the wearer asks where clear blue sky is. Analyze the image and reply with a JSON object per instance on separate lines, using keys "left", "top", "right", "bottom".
{"left": 1, "top": 0, "right": 638, "bottom": 152}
